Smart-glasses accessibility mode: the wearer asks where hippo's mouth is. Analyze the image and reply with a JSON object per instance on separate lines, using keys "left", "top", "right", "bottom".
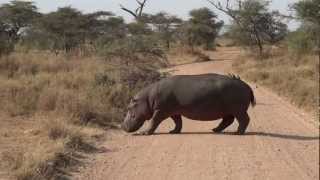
{"left": 121, "top": 119, "right": 145, "bottom": 133}
{"left": 121, "top": 122, "right": 135, "bottom": 133}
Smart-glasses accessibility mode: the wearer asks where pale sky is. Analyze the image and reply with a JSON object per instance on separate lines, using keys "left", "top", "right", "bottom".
{"left": 0, "top": 0, "right": 300, "bottom": 29}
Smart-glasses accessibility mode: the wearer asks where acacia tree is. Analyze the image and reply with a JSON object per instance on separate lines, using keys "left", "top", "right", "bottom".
{"left": 35, "top": 7, "right": 113, "bottom": 53}
{"left": 181, "top": 8, "right": 223, "bottom": 50}
{"left": 293, "top": 0, "right": 320, "bottom": 59}
{"left": 0, "top": 0, "right": 40, "bottom": 55}
{"left": 0, "top": 0, "right": 40, "bottom": 41}
{"left": 120, "top": 0, "right": 150, "bottom": 36}
{"left": 0, "top": 22, "right": 14, "bottom": 56}
{"left": 93, "top": 16, "right": 127, "bottom": 48}
{"left": 120, "top": 0, "right": 147, "bottom": 22}
{"left": 148, "top": 12, "right": 182, "bottom": 49}
{"left": 208, "top": 0, "right": 287, "bottom": 55}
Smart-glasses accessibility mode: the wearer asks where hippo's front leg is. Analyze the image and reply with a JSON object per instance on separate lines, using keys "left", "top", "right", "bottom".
{"left": 139, "top": 110, "right": 166, "bottom": 135}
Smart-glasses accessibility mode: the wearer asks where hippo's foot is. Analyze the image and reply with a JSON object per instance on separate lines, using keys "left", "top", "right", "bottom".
{"left": 235, "top": 131, "right": 246, "bottom": 135}
{"left": 212, "top": 127, "right": 223, "bottom": 133}
{"left": 169, "top": 129, "right": 181, "bottom": 134}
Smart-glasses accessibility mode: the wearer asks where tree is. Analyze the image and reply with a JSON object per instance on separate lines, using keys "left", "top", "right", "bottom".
{"left": 0, "top": 0, "right": 40, "bottom": 42}
{"left": 35, "top": 7, "right": 113, "bottom": 53}
{"left": 93, "top": 16, "right": 127, "bottom": 48}
{"left": 120, "top": 0, "right": 150, "bottom": 36}
{"left": 0, "top": 0, "right": 40, "bottom": 55}
{"left": 120, "top": 0, "right": 148, "bottom": 22}
{"left": 85, "top": 12, "right": 126, "bottom": 48}
{"left": 208, "top": 0, "right": 287, "bottom": 55}
{"left": 182, "top": 8, "right": 223, "bottom": 50}
{"left": 293, "top": 0, "right": 320, "bottom": 24}
{"left": 0, "top": 22, "right": 14, "bottom": 56}
{"left": 148, "top": 12, "right": 182, "bottom": 49}
{"left": 37, "top": 7, "right": 87, "bottom": 52}
{"left": 293, "top": 0, "right": 320, "bottom": 59}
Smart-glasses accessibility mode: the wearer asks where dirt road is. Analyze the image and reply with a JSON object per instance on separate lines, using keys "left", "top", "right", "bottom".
{"left": 74, "top": 47, "right": 319, "bottom": 180}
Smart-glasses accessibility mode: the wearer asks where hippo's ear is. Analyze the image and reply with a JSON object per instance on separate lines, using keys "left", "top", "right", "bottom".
{"left": 132, "top": 97, "right": 140, "bottom": 103}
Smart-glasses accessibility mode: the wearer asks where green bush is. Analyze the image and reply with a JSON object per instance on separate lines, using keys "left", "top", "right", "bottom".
{"left": 286, "top": 29, "right": 313, "bottom": 56}
{"left": 0, "top": 35, "right": 14, "bottom": 56}
{"left": 99, "top": 35, "right": 168, "bottom": 67}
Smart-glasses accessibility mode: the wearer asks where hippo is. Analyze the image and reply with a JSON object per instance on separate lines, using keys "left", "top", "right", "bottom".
{"left": 121, "top": 73, "right": 256, "bottom": 135}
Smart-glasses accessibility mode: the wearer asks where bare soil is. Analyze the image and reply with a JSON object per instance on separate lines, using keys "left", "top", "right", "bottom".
{"left": 74, "top": 47, "right": 319, "bottom": 180}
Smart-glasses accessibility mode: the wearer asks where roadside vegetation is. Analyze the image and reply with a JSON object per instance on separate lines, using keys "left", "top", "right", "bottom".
{"left": 233, "top": 49, "right": 318, "bottom": 113}
{"left": 217, "top": 0, "right": 319, "bottom": 115}
{"left": 0, "top": 0, "right": 318, "bottom": 179}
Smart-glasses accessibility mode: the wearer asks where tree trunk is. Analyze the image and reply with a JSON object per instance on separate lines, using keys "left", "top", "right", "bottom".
{"left": 166, "top": 40, "right": 170, "bottom": 49}
{"left": 257, "top": 40, "right": 263, "bottom": 56}
{"left": 253, "top": 27, "right": 263, "bottom": 57}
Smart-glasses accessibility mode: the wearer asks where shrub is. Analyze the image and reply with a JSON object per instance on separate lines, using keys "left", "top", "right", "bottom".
{"left": 100, "top": 35, "right": 168, "bottom": 67}
{"left": 233, "top": 52, "right": 318, "bottom": 113}
{"left": 286, "top": 29, "right": 313, "bottom": 56}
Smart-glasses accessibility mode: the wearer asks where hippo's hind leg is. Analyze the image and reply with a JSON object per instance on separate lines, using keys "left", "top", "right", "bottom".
{"left": 235, "top": 112, "right": 250, "bottom": 135}
{"left": 169, "top": 115, "right": 182, "bottom": 134}
{"left": 212, "top": 115, "right": 234, "bottom": 133}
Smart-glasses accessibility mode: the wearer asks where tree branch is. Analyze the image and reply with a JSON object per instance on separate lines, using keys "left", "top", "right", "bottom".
{"left": 136, "top": 0, "right": 147, "bottom": 17}
{"left": 120, "top": 0, "right": 147, "bottom": 20}
{"left": 120, "top": 4, "right": 138, "bottom": 19}
{"left": 207, "top": 0, "right": 245, "bottom": 28}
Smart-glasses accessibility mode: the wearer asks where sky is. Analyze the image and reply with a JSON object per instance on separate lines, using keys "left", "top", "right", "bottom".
{"left": 0, "top": 0, "right": 300, "bottom": 29}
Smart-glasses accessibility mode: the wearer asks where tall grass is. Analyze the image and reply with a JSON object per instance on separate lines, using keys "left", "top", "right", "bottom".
{"left": 0, "top": 51, "right": 164, "bottom": 179}
{"left": 233, "top": 47, "right": 319, "bottom": 115}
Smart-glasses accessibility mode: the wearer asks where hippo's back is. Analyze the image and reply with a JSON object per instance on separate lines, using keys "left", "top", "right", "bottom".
{"left": 154, "top": 74, "right": 254, "bottom": 120}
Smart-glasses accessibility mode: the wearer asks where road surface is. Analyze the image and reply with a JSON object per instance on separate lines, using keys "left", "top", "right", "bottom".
{"left": 74, "top": 47, "right": 319, "bottom": 180}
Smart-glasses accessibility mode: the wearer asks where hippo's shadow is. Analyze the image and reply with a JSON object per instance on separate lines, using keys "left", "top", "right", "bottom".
{"left": 149, "top": 131, "right": 319, "bottom": 141}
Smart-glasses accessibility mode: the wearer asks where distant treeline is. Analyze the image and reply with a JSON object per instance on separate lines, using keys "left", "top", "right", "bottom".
{"left": 0, "top": 0, "right": 319, "bottom": 58}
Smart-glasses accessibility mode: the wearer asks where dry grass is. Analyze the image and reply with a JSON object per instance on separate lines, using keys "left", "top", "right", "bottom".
{"left": 233, "top": 48, "right": 319, "bottom": 115}
{"left": 0, "top": 51, "right": 151, "bottom": 179}
{"left": 0, "top": 49, "right": 164, "bottom": 179}
{"left": 167, "top": 46, "right": 212, "bottom": 65}
{"left": 2, "top": 116, "right": 103, "bottom": 179}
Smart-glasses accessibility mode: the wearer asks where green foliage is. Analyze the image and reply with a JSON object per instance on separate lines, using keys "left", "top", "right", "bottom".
{"left": 35, "top": 7, "right": 92, "bottom": 52}
{"left": 127, "top": 22, "right": 152, "bottom": 36}
{"left": 293, "top": 0, "right": 320, "bottom": 57}
{"left": 147, "top": 12, "right": 182, "bottom": 49}
{"left": 0, "top": 0, "right": 40, "bottom": 56}
{"left": 237, "top": 1, "right": 287, "bottom": 46}
{"left": 0, "top": 23, "right": 14, "bottom": 56}
{"left": 86, "top": 13, "right": 125, "bottom": 44}
{"left": 212, "top": 0, "right": 287, "bottom": 55}
{"left": 286, "top": 28, "right": 314, "bottom": 56}
{"left": 183, "top": 8, "right": 223, "bottom": 50}
{"left": 100, "top": 35, "right": 167, "bottom": 66}
{"left": 293, "top": 0, "right": 320, "bottom": 24}
{"left": 0, "top": 0, "right": 40, "bottom": 39}
{"left": 25, "top": 7, "right": 118, "bottom": 53}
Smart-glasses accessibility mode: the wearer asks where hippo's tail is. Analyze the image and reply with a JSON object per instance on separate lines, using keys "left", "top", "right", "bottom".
{"left": 250, "top": 87, "right": 256, "bottom": 107}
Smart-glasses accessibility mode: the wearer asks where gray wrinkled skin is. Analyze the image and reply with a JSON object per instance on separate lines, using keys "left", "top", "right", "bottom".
{"left": 121, "top": 73, "right": 256, "bottom": 135}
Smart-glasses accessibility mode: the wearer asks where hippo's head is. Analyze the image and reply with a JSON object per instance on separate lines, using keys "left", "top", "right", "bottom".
{"left": 121, "top": 95, "right": 152, "bottom": 133}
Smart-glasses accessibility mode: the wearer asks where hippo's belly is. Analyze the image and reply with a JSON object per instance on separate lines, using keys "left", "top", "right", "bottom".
{"left": 178, "top": 108, "right": 225, "bottom": 121}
